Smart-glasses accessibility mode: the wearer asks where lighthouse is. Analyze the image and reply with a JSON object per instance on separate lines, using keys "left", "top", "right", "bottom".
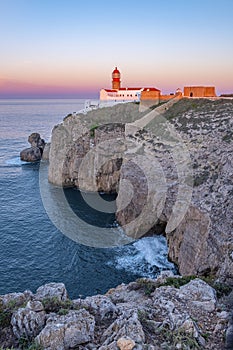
{"left": 100, "top": 67, "right": 160, "bottom": 103}
{"left": 112, "top": 67, "right": 121, "bottom": 90}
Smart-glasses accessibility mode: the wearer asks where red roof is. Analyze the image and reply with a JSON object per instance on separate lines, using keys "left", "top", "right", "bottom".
{"left": 112, "top": 67, "right": 120, "bottom": 74}
{"left": 118, "top": 87, "right": 142, "bottom": 91}
{"left": 142, "top": 87, "right": 161, "bottom": 92}
{"left": 104, "top": 89, "right": 118, "bottom": 92}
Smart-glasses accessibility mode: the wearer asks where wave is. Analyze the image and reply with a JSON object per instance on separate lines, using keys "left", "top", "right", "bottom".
{"left": 108, "top": 236, "right": 175, "bottom": 279}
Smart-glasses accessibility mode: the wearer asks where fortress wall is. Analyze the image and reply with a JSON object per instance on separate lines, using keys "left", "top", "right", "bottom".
{"left": 184, "top": 86, "right": 216, "bottom": 97}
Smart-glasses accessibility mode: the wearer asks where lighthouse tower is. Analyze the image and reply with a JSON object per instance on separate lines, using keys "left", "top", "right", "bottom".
{"left": 112, "top": 67, "right": 121, "bottom": 90}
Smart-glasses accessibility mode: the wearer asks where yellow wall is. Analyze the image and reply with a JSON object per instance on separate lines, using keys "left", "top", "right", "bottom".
{"left": 184, "top": 86, "right": 216, "bottom": 97}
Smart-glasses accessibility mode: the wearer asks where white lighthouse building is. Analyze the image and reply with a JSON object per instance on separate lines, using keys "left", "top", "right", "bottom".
{"left": 100, "top": 67, "right": 144, "bottom": 102}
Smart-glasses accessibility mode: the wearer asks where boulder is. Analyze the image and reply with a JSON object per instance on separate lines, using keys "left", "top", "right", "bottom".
{"left": 28, "top": 133, "right": 45, "bottom": 148}
{"left": 100, "top": 309, "right": 145, "bottom": 348}
{"left": 20, "top": 147, "right": 42, "bottom": 162}
{"left": 73, "top": 294, "right": 117, "bottom": 320}
{"left": 35, "top": 309, "right": 95, "bottom": 350}
{"left": 11, "top": 300, "right": 45, "bottom": 340}
{"left": 0, "top": 290, "right": 33, "bottom": 308}
{"left": 34, "top": 282, "right": 68, "bottom": 302}
{"left": 117, "top": 337, "right": 136, "bottom": 350}
{"left": 20, "top": 132, "right": 45, "bottom": 162}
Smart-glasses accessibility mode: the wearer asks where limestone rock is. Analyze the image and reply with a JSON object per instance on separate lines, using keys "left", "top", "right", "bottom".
{"left": 20, "top": 132, "right": 45, "bottom": 162}
{"left": 48, "top": 116, "right": 89, "bottom": 186}
{"left": 35, "top": 309, "right": 95, "bottom": 350}
{"left": 20, "top": 146, "right": 42, "bottom": 162}
{"left": 11, "top": 300, "right": 45, "bottom": 339}
{"left": 34, "top": 282, "right": 68, "bottom": 302}
{"left": 117, "top": 337, "right": 136, "bottom": 350}
{"left": 0, "top": 276, "right": 229, "bottom": 349}
{"left": 179, "top": 278, "right": 217, "bottom": 312}
{"left": 0, "top": 290, "right": 33, "bottom": 308}
{"left": 166, "top": 205, "right": 213, "bottom": 276}
{"left": 101, "top": 309, "right": 145, "bottom": 347}
{"left": 28, "top": 133, "right": 45, "bottom": 148}
{"left": 73, "top": 294, "right": 117, "bottom": 320}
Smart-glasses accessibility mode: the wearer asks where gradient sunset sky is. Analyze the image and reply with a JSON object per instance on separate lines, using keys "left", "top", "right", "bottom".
{"left": 0, "top": 0, "right": 233, "bottom": 98}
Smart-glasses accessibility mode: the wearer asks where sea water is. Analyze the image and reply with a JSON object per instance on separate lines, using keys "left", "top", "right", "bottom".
{"left": 0, "top": 99, "right": 174, "bottom": 298}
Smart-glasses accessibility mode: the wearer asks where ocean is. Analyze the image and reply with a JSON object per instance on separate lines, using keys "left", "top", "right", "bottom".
{"left": 0, "top": 99, "right": 174, "bottom": 299}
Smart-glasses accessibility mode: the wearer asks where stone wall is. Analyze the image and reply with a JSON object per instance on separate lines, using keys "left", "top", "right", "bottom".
{"left": 184, "top": 86, "right": 216, "bottom": 97}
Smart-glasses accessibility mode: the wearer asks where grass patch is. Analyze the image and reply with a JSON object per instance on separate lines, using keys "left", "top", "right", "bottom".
{"left": 159, "top": 326, "right": 201, "bottom": 349}
{"left": 90, "top": 123, "right": 99, "bottom": 138}
{"left": 159, "top": 276, "right": 197, "bottom": 288}
{"left": 41, "top": 296, "right": 72, "bottom": 313}
{"left": 19, "top": 337, "right": 44, "bottom": 350}
{"left": 136, "top": 279, "right": 158, "bottom": 296}
{"left": 222, "top": 131, "right": 233, "bottom": 143}
{"left": 0, "top": 299, "right": 26, "bottom": 329}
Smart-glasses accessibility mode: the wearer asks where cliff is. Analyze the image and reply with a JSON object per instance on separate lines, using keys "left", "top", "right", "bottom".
{"left": 47, "top": 99, "right": 233, "bottom": 284}
{"left": 0, "top": 274, "right": 232, "bottom": 349}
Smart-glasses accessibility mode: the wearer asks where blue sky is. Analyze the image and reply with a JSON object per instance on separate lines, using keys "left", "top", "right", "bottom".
{"left": 0, "top": 0, "right": 233, "bottom": 97}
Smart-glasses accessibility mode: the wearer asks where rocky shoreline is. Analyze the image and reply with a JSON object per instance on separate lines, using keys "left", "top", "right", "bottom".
{"left": 0, "top": 272, "right": 233, "bottom": 349}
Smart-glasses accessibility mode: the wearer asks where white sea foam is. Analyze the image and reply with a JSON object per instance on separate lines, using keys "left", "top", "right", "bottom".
{"left": 109, "top": 236, "right": 175, "bottom": 278}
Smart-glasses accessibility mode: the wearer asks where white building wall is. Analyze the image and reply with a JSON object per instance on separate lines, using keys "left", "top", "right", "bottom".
{"left": 100, "top": 88, "right": 142, "bottom": 101}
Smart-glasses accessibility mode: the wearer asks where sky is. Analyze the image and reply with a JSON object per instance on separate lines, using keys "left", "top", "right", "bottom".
{"left": 0, "top": 0, "right": 233, "bottom": 98}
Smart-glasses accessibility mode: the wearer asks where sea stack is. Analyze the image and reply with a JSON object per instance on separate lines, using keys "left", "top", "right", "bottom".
{"left": 20, "top": 133, "right": 45, "bottom": 162}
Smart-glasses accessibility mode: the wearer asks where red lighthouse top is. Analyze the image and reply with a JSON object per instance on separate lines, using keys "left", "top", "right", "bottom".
{"left": 112, "top": 67, "right": 120, "bottom": 74}
{"left": 112, "top": 67, "right": 121, "bottom": 89}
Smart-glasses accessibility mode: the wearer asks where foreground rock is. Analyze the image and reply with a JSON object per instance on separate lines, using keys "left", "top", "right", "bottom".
{"left": 20, "top": 132, "right": 45, "bottom": 162}
{"left": 0, "top": 275, "right": 231, "bottom": 349}
{"left": 36, "top": 309, "right": 95, "bottom": 349}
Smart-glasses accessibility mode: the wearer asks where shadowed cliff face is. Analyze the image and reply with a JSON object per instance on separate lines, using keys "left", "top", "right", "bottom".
{"left": 60, "top": 123, "right": 126, "bottom": 191}
{"left": 47, "top": 99, "right": 233, "bottom": 284}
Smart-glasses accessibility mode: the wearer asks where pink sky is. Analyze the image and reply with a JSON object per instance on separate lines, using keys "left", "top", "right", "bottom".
{"left": 1, "top": 0, "right": 232, "bottom": 98}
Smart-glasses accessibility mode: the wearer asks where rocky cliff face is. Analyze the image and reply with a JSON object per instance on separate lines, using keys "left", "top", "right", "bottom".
{"left": 47, "top": 99, "right": 233, "bottom": 284}
{"left": 0, "top": 274, "right": 232, "bottom": 349}
{"left": 48, "top": 102, "right": 142, "bottom": 188}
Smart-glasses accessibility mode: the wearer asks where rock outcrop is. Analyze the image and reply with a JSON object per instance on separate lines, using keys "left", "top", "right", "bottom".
{"left": 11, "top": 300, "right": 46, "bottom": 340}
{"left": 0, "top": 275, "right": 231, "bottom": 349}
{"left": 36, "top": 309, "right": 95, "bottom": 349}
{"left": 20, "top": 132, "right": 45, "bottom": 162}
